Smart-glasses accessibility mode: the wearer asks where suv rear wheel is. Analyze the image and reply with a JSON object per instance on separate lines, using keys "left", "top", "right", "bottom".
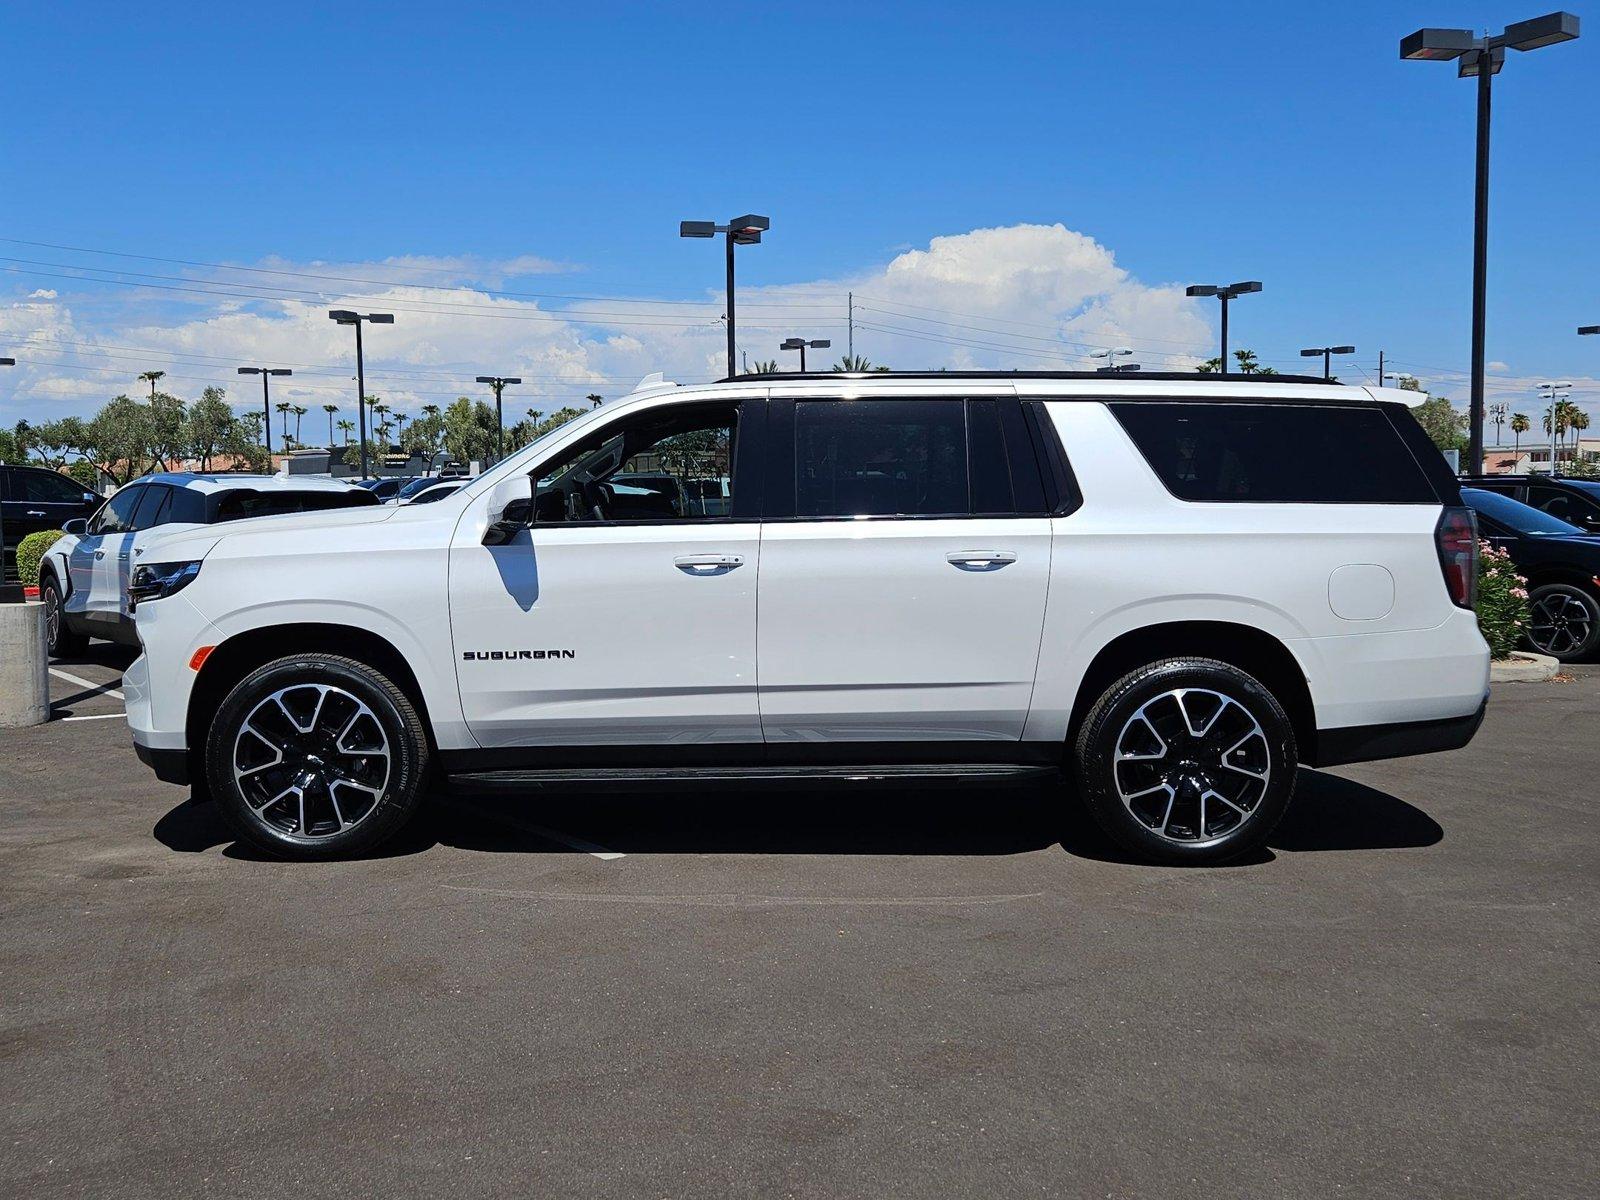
{"left": 1526, "top": 583, "right": 1600, "bottom": 662}
{"left": 1073, "top": 658, "right": 1298, "bottom": 865}
{"left": 206, "top": 653, "right": 429, "bottom": 859}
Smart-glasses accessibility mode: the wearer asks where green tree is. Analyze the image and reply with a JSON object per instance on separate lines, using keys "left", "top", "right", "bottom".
{"left": 1511, "top": 411, "right": 1531, "bottom": 454}
{"left": 186, "top": 387, "right": 234, "bottom": 470}
{"left": 402, "top": 404, "right": 446, "bottom": 462}
{"left": 1413, "top": 394, "right": 1468, "bottom": 453}
{"left": 1198, "top": 348, "right": 1277, "bottom": 375}
{"left": 832, "top": 354, "right": 890, "bottom": 373}
{"left": 322, "top": 404, "right": 339, "bottom": 447}
{"left": 67, "top": 459, "right": 100, "bottom": 490}
{"left": 0, "top": 426, "right": 17, "bottom": 464}
{"left": 747, "top": 359, "right": 779, "bottom": 374}
{"left": 145, "top": 391, "right": 188, "bottom": 471}
{"left": 336, "top": 418, "right": 355, "bottom": 444}
{"left": 85, "top": 395, "right": 150, "bottom": 485}
{"left": 442, "top": 396, "right": 498, "bottom": 465}
{"left": 137, "top": 370, "right": 166, "bottom": 398}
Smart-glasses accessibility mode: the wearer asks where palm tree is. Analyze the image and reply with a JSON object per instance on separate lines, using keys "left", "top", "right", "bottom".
{"left": 323, "top": 404, "right": 339, "bottom": 447}
{"left": 586, "top": 393, "right": 603, "bottom": 409}
{"left": 832, "top": 354, "right": 885, "bottom": 372}
{"left": 1571, "top": 408, "right": 1591, "bottom": 464}
{"left": 275, "top": 400, "right": 292, "bottom": 443}
{"left": 393, "top": 412, "right": 409, "bottom": 442}
{"left": 1511, "top": 412, "right": 1530, "bottom": 454}
{"left": 422, "top": 404, "right": 440, "bottom": 419}
{"left": 748, "top": 359, "right": 779, "bottom": 374}
{"left": 336, "top": 418, "right": 355, "bottom": 444}
{"left": 291, "top": 405, "right": 307, "bottom": 443}
{"left": 138, "top": 370, "right": 166, "bottom": 398}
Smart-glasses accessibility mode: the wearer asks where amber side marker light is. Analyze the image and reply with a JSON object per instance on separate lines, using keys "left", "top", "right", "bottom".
{"left": 189, "top": 646, "right": 216, "bottom": 672}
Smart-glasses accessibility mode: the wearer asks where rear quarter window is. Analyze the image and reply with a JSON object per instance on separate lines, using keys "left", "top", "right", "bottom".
{"left": 1109, "top": 402, "right": 1440, "bottom": 504}
{"left": 213, "top": 489, "right": 377, "bottom": 523}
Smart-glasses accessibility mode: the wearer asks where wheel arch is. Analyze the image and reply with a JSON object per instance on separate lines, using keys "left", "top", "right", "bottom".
{"left": 1066, "top": 620, "right": 1315, "bottom": 754}
{"left": 187, "top": 623, "right": 436, "bottom": 768}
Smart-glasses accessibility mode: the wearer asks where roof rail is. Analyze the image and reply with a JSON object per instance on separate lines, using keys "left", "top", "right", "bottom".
{"left": 721, "top": 369, "right": 1340, "bottom": 385}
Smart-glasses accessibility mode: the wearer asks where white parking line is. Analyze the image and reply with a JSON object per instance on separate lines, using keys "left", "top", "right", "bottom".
{"left": 456, "top": 800, "right": 626, "bottom": 860}
{"left": 49, "top": 668, "right": 126, "bottom": 702}
{"left": 61, "top": 712, "right": 127, "bottom": 723}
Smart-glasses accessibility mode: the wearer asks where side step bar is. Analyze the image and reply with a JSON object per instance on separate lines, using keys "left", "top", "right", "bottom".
{"left": 448, "top": 763, "right": 1060, "bottom": 793}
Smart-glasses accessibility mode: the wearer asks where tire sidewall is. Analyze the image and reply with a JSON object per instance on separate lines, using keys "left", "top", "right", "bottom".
{"left": 1527, "top": 584, "right": 1600, "bottom": 662}
{"left": 206, "top": 655, "right": 425, "bottom": 858}
{"left": 1075, "top": 658, "right": 1298, "bottom": 865}
{"left": 42, "top": 575, "right": 80, "bottom": 655}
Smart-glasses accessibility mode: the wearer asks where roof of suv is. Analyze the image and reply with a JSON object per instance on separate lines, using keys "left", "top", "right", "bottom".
{"left": 733, "top": 370, "right": 1341, "bottom": 386}
{"left": 139, "top": 472, "right": 365, "bottom": 495}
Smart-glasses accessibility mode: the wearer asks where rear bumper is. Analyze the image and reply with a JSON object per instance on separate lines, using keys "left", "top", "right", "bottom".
{"left": 1310, "top": 692, "right": 1488, "bottom": 768}
{"left": 134, "top": 740, "right": 190, "bottom": 786}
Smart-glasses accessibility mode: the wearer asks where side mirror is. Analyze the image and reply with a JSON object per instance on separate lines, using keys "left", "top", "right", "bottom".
{"left": 482, "top": 475, "right": 533, "bottom": 546}
{"left": 63, "top": 519, "right": 89, "bottom": 537}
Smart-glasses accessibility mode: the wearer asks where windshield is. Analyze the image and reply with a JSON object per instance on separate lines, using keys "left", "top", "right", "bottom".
{"left": 1463, "top": 487, "right": 1586, "bottom": 536}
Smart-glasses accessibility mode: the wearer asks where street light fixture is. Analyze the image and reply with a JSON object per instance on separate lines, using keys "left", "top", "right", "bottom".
{"left": 1579, "top": 325, "right": 1599, "bottom": 336}
{"left": 475, "top": 375, "right": 522, "bottom": 462}
{"left": 236, "top": 367, "right": 293, "bottom": 457}
{"left": 328, "top": 310, "right": 394, "bottom": 479}
{"left": 1401, "top": 10, "right": 1580, "bottom": 484}
{"left": 1185, "top": 281, "right": 1262, "bottom": 370}
{"left": 1300, "top": 344, "right": 1357, "bottom": 380}
{"left": 779, "top": 337, "right": 829, "bottom": 372}
{"left": 0, "top": 355, "right": 19, "bottom": 602}
{"left": 1091, "top": 347, "right": 1138, "bottom": 373}
{"left": 680, "top": 213, "right": 770, "bottom": 379}
{"left": 1538, "top": 380, "right": 1573, "bottom": 475}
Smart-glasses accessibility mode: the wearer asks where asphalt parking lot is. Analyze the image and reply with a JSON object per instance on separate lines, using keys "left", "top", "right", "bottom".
{"left": 4, "top": 651, "right": 1598, "bottom": 1198}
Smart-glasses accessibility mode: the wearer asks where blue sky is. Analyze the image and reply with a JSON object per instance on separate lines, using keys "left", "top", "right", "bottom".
{"left": 1, "top": 1, "right": 1595, "bottom": 427}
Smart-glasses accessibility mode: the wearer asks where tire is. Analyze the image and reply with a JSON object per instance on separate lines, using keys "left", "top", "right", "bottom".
{"left": 1072, "top": 657, "right": 1298, "bottom": 866}
{"left": 205, "top": 653, "right": 429, "bottom": 859}
{"left": 1525, "top": 583, "right": 1600, "bottom": 663}
{"left": 42, "top": 574, "right": 90, "bottom": 657}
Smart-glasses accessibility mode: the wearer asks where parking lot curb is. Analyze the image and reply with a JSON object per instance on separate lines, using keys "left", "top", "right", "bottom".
{"left": 0, "top": 601, "right": 50, "bottom": 727}
{"left": 1489, "top": 651, "right": 1559, "bottom": 683}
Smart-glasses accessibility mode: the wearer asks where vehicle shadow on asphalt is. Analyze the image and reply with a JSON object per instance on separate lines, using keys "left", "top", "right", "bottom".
{"left": 151, "top": 768, "right": 1441, "bottom": 867}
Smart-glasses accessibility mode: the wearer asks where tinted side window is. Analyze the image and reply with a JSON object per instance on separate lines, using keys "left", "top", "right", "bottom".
{"left": 1528, "top": 486, "right": 1600, "bottom": 526}
{"left": 130, "top": 485, "right": 171, "bottom": 530}
{"left": 169, "top": 487, "right": 208, "bottom": 525}
{"left": 20, "top": 470, "right": 91, "bottom": 504}
{"left": 795, "top": 400, "right": 966, "bottom": 518}
{"left": 1110, "top": 403, "right": 1438, "bottom": 504}
{"left": 93, "top": 485, "right": 145, "bottom": 533}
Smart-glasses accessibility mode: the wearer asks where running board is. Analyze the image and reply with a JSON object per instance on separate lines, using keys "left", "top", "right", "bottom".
{"left": 447, "top": 763, "right": 1060, "bottom": 793}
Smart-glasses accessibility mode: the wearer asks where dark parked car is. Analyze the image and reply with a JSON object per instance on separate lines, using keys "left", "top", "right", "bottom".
{"left": 0, "top": 463, "right": 102, "bottom": 583}
{"left": 355, "top": 476, "right": 417, "bottom": 502}
{"left": 1461, "top": 487, "right": 1600, "bottom": 661}
{"left": 1461, "top": 474, "right": 1600, "bottom": 535}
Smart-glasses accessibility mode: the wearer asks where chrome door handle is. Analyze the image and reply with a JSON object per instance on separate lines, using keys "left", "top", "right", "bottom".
{"left": 946, "top": 550, "right": 1017, "bottom": 570}
{"left": 674, "top": 554, "right": 744, "bottom": 574}
{"left": 94, "top": 550, "right": 106, "bottom": 560}
{"left": 25, "top": 510, "right": 47, "bottom": 518}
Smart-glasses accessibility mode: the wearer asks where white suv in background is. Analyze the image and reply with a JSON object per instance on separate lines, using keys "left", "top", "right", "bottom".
{"left": 39, "top": 473, "right": 376, "bottom": 654}
{"left": 122, "top": 372, "right": 1490, "bottom": 865}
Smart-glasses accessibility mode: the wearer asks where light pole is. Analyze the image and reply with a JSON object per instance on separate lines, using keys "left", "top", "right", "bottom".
{"left": 236, "top": 367, "right": 293, "bottom": 458}
{"left": 680, "top": 214, "right": 770, "bottom": 379}
{"left": 1185, "top": 281, "right": 1262, "bottom": 370}
{"left": 1300, "top": 344, "right": 1357, "bottom": 380}
{"left": 1539, "top": 380, "right": 1572, "bottom": 475}
{"left": 0, "top": 356, "right": 19, "bottom": 602}
{"left": 1488, "top": 401, "right": 1509, "bottom": 448}
{"left": 475, "top": 375, "right": 522, "bottom": 463}
{"left": 1580, "top": 325, "right": 1599, "bottom": 336}
{"left": 1091, "top": 347, "right": 1137, "bottom": 373}
{"left": 779, "top": 337, "right": 829, "bottom": 372}
{"left": 1401, "top": 12, "right": 1581, "bottom": 487}
{"left": 328, "top": 310, "right": 394, "bottom": 479}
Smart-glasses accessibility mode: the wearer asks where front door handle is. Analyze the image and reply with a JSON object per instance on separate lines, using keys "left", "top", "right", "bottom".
{"left": 94, "top": 549, "right": 106, "bottom": 560}
{"left": 674, "top": 554, "right": 744, "bottom": 575}
{"left": 946, "top": 550, "right": 1017, "bottom": 571}
{"left": 25, "top": 510, "right": 47, "bottom": 518}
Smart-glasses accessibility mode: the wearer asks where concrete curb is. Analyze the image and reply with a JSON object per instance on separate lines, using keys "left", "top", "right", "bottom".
{"left": 1490, "top": 651, "right": 1560, "bottom": 683}
{"left": 0, "top": 602, "right": 50, "bottom": 727}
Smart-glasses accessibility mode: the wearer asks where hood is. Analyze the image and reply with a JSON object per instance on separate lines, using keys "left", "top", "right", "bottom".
{"left": 137, "top": 503, "right": 399, "bottom": 561}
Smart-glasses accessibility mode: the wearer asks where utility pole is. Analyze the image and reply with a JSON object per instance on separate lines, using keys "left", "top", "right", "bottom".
{"left": 1378, "top": 350, "right": 1385, "bottom": 388}
{"left": 848, "top": 292, "right": 854, "bottom": 360}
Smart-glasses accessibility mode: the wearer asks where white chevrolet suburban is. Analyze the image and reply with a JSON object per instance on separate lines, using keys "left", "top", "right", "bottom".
{"left": 123, "top": 371, "right": 1490, "bottom": 865}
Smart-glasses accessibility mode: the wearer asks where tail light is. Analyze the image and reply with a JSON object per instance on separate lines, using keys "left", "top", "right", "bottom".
{"left": 1436, "top": 506, "right": 1478, "bottom": 609}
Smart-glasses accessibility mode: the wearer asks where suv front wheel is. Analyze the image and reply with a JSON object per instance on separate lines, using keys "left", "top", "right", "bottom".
{"left": 1073, "top": 658, "right": 1298, "bottom": 866}
{"left": 207, "top": 653, "right": 429, "bottom": 859}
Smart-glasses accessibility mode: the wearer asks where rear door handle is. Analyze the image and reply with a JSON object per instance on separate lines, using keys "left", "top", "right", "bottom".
{"left": 674, "top": 554, "right": 744, "bottom": 574}
{"left": 946, "top": 550, "right": 1017, "bottom": 570}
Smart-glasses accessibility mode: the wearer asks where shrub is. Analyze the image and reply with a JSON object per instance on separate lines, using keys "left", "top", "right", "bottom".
{"left": 16, "top": 529, "right": 67, "bottom": 588}
{"left": 1474, "top": 540, "right": 1530, "bottom": 660}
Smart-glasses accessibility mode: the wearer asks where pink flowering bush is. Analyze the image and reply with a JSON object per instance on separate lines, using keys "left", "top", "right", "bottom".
{"left": 1475, "top": 540, "right": 1530, "bottom": 660}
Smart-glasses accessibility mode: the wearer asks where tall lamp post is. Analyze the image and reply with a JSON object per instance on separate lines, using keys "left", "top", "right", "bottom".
{"left": 0, "top": 356, "right": 19, "bottom": 602}
{"left": 1300, "top": 344, "right": 1357, "bottom": 380}
{"left": 679, "top": 214, "right": 770, "bottom": 379}
{"left": 1091, "top": 347, "right": 1137, "bottom": 373}
{"left": 1538, "top": 380, "right": 1572, "bottom": 475}
{"left": 1185, "top": 281, "right": 1262, "bottom": 370}
{"left": 779, "top": 337, "right": 829, "bottom": 371}
{"left": 328, "top": 310, "right": 394, "bottom": 479}
{"left": 236, "top": 366, "right": 293, "bottom": 458}
{"left": 1401, "top": 11, "right": 1580, "bottom": 482}
{"left": 475, "top": 375, "right": 522, "bottom": 462}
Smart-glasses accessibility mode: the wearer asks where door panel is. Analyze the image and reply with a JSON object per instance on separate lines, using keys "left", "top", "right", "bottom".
{"left": 756, "top": 518, "right": 1051, "bottom": 741}
{"left": 450, "top": 523, "right": 761, "bottom": 746}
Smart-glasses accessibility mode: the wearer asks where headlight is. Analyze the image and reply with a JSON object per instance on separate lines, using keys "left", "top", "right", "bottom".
{"left": 128, "top": 560, "right": 202, "bottom": 607}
